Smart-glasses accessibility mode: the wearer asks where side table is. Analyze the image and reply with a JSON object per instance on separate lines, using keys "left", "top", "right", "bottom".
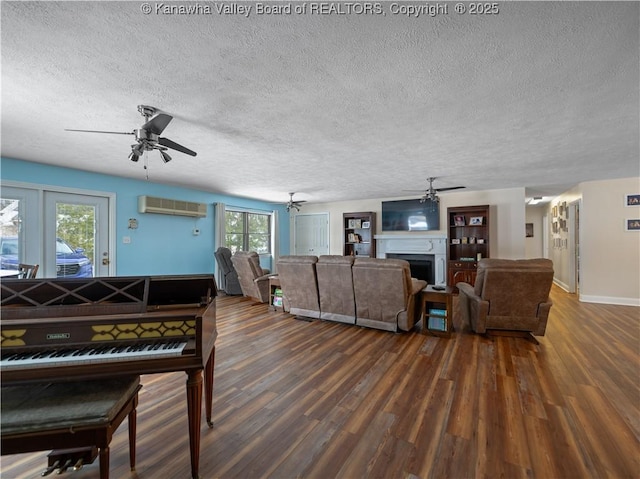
{"left": 421, "top": 285, "right": 455, "bottom": 338}
{"left": 269, "top": 275, "right": 283, "bottom": 311}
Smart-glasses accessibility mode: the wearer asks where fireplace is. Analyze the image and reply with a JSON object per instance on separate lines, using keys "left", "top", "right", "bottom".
{"left": 386, "top": 253, "right": 434, "bottom": 284}
{"left": 375, "top": 234, "right": 447, "bottom": 285}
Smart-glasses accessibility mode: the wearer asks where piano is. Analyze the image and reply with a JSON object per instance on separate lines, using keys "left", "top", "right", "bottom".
{"left": 1, "top": 274, "right": 217, "bottom": 479}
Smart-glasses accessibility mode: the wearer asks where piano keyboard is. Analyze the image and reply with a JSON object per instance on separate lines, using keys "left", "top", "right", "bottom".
{"left": 0, "top": 340, "right": 188, "bottom": 370}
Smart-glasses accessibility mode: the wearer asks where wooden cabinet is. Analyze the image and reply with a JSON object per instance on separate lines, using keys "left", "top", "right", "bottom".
{"left": 447, "top": 205, "right": 490, "bottom": 287}
{"left": 343, "top": 212, "right": 376, "bottom": 257}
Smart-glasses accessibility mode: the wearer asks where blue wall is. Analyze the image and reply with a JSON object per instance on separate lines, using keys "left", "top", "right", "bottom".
{"left": 0, "top": 158, "right": 290, "bottom": 276}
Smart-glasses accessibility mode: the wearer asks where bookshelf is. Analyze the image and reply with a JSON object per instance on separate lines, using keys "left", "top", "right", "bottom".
{"left": 447, "top": 205, "right": 490, "bottom": 287}
{"left": 343, "top": 212, "right": 376, "bottom": 257}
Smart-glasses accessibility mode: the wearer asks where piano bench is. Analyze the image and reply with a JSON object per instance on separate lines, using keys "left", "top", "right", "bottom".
{"left": 1, "top": 376, "right": 141, "bottom": 479}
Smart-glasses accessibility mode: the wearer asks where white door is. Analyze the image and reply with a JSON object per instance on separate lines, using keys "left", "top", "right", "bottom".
{"left": 0, "top": 186, "right": 40, "bottom": 269}
{"left": 44, "top": 192, "right": 111, "bottom": 278}
{"left": 294, "top": 213, "right": 329, "bottom": 256}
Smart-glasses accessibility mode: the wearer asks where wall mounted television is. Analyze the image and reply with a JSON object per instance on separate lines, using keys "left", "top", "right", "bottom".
{"left": 381, "top": 199, "right": 440, "bottom": 232}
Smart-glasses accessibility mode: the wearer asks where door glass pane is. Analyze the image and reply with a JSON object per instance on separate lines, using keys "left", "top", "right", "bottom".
{"left": 0, "top": 197, "right": 22, "bottom": 271}
{"left": 55, "top": 202, "right": 95, "bottom": 278}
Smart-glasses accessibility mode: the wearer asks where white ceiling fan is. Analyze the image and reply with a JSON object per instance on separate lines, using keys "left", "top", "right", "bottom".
{"left": 405, "top": 177, "right": 465, "bottom": 203}
{"left": 282, "top": 192, "right": 306, "bottom": 212}
{"left": 65, "top": 105, "right": 197, "bottom": 164}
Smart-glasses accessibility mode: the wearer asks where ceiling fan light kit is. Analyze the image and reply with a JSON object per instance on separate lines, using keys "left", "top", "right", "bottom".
{"left": 65, "top": 104, "right": 196, "bottom": 167}
{"left": 284, "top": 192, "right": 306, "bottom": 212}
{"left": 405, "top": 177, "right": 466, "bottom": 204}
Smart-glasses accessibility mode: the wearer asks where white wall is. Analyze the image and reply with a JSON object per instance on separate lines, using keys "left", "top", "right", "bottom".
{"left": 579, "top": 177, "right": 640, "bottom": 305}
{"left": 291, "top": 187, "right": 526, "bottom": 259}
{"left": 543, "top": 177, "right": 640, "bottom": 305}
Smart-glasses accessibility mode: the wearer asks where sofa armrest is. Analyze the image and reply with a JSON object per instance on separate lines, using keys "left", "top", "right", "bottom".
{"left": 457, "top": 281, "right": 489, "bottom": 333}
{"left": 254, "top": 273, "right": 273, "bottom": 283}
{"left": 533, "top": 300, "right": 553, "bottom": 336}
{"left": 411, "top": 279, "right": 427, "bottom": 295}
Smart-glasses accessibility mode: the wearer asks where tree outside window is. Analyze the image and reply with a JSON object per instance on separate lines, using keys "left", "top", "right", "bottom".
{"left": 225, "top": 210, "right": 270, "bottom": 254}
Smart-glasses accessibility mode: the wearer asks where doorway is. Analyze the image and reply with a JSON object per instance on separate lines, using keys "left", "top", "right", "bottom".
{"left": 569, "top": 200, "right": 581, "bottom": 295}
{"left": 294, "top": 213, "right": 329, "bottom": 256}
{"left": 1, "top": 184, "right": 113, "bottom": 278}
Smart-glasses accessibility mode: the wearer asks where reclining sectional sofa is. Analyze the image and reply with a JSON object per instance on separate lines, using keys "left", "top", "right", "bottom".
{"left": 276, "top": 255, "right": 427, "bottom": 332}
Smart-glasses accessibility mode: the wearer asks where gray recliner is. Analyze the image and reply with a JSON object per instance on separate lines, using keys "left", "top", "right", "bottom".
{"left": 214, "top": 247, "right": 243, "bottom": 295}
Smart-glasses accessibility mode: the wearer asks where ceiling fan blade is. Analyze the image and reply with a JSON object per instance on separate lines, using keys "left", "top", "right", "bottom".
{"left": 435, "top": 186, "right": 466, "bottom": 192}
{"left": 158, "top": 137, "right": 197, "bottom": 156}
{"left": 143, "top": 113, "right": 173, "bottom": 135}
{"left": 65, "top": 129, "right": 133, "bottom": 135}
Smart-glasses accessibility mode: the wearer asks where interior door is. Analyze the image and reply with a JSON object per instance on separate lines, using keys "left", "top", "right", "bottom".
{"left": 43, "top": 192, "right": 111, "bottom": 278}
{"left": 294, "top": 213, "right": 329, "bottom": 256}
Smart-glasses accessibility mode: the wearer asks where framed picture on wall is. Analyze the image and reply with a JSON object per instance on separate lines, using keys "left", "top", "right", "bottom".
{"left": 625, "top": 194, "right": 640, "bottom": 206}
{"left": 625, "top": 219, "right": 640, "bottom": 231}
{"left": 525, "top": 223, "right": 534, "bottom": 237}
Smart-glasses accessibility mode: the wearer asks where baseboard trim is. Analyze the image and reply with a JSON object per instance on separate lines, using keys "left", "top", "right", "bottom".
{"left": 579, "top": 295, "right": 640, "bottom": 306}
{"left": 553, "top": 278, "right": 571, "bottom": 292}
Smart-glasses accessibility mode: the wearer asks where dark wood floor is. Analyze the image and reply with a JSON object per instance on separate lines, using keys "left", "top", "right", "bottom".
{"left": 2, "top": 285, "right": 639, "bottom": 479}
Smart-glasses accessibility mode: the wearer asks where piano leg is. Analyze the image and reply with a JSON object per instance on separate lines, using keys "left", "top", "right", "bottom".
{"left": 186, "top": 370, "right": 203, "bottom": 479}
{"left": 99, "top": 447, "right": 109, "bottom": 479}
{"left": 205, "top": 347, "right": 215, "bottom": 428}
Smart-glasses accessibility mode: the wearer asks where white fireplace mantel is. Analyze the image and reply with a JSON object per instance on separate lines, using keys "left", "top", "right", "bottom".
{"left": 375, "top": 234, "right": 447, "bottom": 285}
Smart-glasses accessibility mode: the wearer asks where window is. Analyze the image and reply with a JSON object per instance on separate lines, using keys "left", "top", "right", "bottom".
{"left": 225, "top": 210, "right": 271, "bottom": 254}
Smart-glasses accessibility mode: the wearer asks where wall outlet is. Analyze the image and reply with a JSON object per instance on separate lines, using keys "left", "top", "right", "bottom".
{"left": 192, "top": 228, "right": 200, "bottom": 236}
{"left": 123, "top": 236, "right": 131, "bottom": 244}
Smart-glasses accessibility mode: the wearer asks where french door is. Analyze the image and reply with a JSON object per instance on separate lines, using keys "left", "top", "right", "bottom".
{"left": 0, "top": 185, "right": 112, "bottom": 278}
{"left": 44, "top": 192, "right": 110, "bottom": 278}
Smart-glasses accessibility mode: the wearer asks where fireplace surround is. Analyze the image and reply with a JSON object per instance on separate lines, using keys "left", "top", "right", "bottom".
{"left": 375, "top": 234, "right": 447, "bottom": 285}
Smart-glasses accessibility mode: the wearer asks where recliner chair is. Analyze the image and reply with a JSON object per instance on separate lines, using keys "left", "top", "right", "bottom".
{"left": 457, "top": 258, "right": 554, "bottom": 339}
{"left": 316, "top": 255, "right": 356, "bottom": 324}
{"left": 231, "top": 251, "right": 272, "bottom": 303}
{"left": 214, "top": 247, "right": 243, "bottom": 295}
{"left": 352, "top": 258, "right": 426, "bottom": 332}
{"left": 276, "top": 256, "right": 321, "bottom": 320}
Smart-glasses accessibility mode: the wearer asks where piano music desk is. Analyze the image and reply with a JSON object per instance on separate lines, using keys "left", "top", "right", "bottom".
{"left": 1, "top": 376, "right": 141, "bottom": 479}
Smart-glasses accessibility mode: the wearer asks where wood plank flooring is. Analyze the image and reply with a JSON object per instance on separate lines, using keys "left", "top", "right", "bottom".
{"left": 2, "top": 285, "right": 639, "bottom": 478}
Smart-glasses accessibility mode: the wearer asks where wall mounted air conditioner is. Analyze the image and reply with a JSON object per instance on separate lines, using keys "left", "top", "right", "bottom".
{"left": 138, "top": 196, "right": 207, "bottom": 218}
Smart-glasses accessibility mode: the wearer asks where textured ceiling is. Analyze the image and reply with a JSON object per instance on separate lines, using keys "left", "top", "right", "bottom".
{"left": 1, "top": 1, "right": 638, "bottom": 205}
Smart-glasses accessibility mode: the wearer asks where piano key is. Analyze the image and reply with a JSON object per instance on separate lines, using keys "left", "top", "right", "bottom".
{"left": 0, "top": 341, "right": 188, "bottom": 370}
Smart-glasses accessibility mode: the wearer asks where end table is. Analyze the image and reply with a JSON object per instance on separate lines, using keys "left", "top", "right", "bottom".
{"left": 421, "top": 285, "right": 455, "bottom": 338}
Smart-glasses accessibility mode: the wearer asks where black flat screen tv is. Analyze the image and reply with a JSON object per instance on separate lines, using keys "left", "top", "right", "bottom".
{"left": 381, "top": 199, "right": 440, "bottom": 232}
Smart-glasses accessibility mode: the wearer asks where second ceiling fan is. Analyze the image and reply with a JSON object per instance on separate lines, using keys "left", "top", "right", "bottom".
{"left": 405, "top": 177, "right": 465, "bottom": 203}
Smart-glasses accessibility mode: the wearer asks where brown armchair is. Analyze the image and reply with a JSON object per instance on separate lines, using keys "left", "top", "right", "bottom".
{"left": 457, "top": 258, "right": 554, "bottom": 338}
{"left": 231, "top": 251, "right": 272, "bottom": 303}
{"left": 352, "top": 258, "right": 426, "bottom": 332}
